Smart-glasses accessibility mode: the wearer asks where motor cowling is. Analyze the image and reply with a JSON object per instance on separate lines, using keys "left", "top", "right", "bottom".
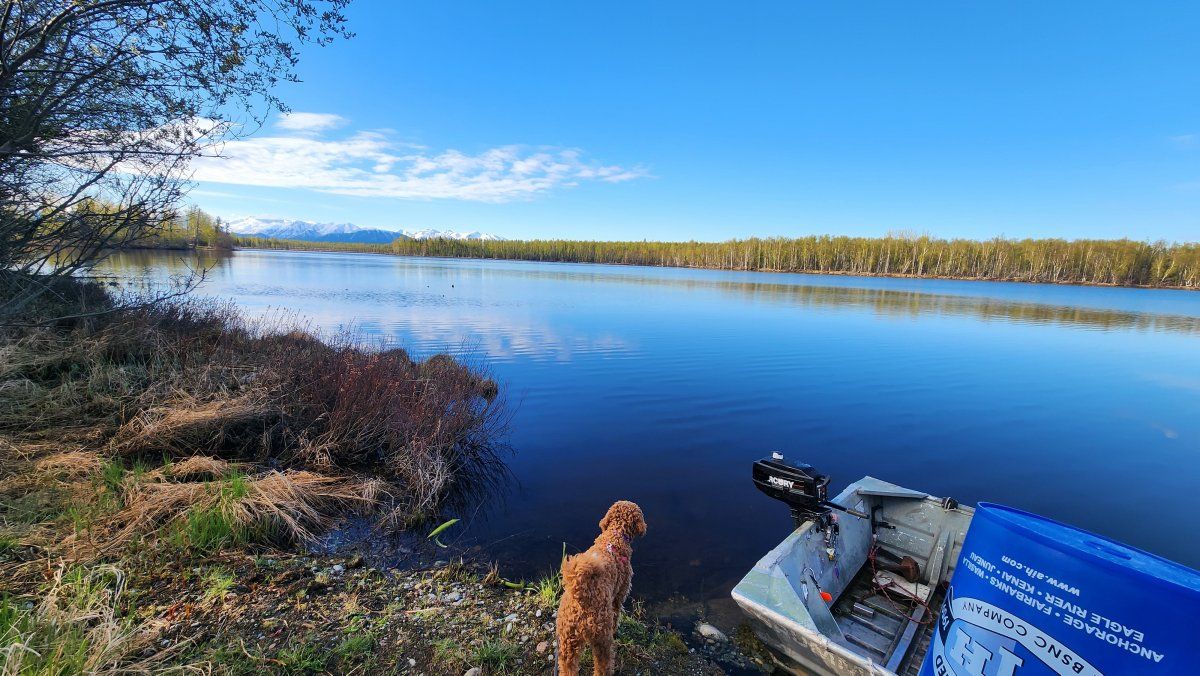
{"left": 752, "top": 452, "right": 831, "bottom": 525}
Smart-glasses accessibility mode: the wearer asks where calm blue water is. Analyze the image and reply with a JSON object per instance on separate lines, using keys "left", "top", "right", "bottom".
{"left": 104, "top": 249, "right": 1200, "bottom": 610}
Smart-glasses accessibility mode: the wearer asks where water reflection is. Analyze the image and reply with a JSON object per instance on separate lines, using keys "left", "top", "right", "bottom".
{"left": 728, "top": 281, "right": 1200, "bottom": 334}
{"left": 496, "top": 268, "right": 1200, "bottom": 335}
{"left": 102, "top": 248, "right": 234, "bottom": 276}
{"left": 100, "top": 250, "right": 1200, "bottom": 339}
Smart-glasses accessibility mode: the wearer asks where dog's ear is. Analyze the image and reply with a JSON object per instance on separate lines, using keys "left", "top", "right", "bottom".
{"left": 631, "top": 506, "right": 647, "bottom": 537}
{"left": 601, "top": 501, "right": 647, "bottom": 538}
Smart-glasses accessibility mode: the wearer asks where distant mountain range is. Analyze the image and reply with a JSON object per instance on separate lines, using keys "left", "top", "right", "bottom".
{"left": 227, "top": 217, "right": 504, "bottom": 244}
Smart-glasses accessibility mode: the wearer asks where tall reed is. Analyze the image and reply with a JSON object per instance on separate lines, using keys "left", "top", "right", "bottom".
{"left": 386, "top": 235, "right": 1200, "bottom": 289}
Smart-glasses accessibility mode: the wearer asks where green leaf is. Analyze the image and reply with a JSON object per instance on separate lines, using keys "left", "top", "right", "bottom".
{"left": 427, "top": 518, "right": 460, "bottom": 547}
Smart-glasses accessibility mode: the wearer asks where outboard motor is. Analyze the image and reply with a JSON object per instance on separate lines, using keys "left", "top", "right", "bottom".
{"left": 752, "top": 452, "right": 831, "bottom": 525}
{"left": 752, "top": 452, "right": 845, "bottom": 559}
{"left": 754, "top": 453, "right": 925, "bottom": 579}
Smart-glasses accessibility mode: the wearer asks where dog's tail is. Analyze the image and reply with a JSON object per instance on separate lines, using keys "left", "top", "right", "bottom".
{"left": 561, "top": 552, "right": 584, "bottom": 586}
{"left": 561, "top": 551, "right": 615, "bottom": 608}
{"left": 560, "top": 551, "right": 592, "bottom": 591}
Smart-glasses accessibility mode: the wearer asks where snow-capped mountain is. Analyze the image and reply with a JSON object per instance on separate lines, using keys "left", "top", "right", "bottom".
{"left": 229, "top": 217, "right": 364, "bottom": 238}
{"left": 227, "top": 217, "right": 503, "bottom": 244}
{"left": 401, "top": 228, "right": 504, "bottom": 241}
{"left": 228, "top": 217, "right": 402, "bottom": 244}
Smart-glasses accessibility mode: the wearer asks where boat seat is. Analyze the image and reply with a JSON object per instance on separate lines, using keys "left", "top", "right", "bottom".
{"left": 852, "top": 477, "right": 928, "bottom": 500}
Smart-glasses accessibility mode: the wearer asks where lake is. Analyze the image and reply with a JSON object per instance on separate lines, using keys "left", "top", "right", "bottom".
{"left": 102, "top": 249, "right": 1200, "bottom": 620}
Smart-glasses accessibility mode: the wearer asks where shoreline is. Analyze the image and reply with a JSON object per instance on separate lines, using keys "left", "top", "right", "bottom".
{"left": 215, "top": 243, "right": 1200, "bottom": 292}
{"left": 0, "top": 277, "right": 765, "bottom": 674}
{"left": 1, "top": 534, "right": 762, "bottom": 674}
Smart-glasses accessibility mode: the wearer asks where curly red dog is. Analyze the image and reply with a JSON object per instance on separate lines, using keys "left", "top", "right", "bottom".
{"left": 556, "top": 500, "right": 647, "bottom": 675}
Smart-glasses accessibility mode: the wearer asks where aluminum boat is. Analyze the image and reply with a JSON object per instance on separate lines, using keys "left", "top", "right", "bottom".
{"left": 732, "top": 455, "right": 974, "bottom": 675}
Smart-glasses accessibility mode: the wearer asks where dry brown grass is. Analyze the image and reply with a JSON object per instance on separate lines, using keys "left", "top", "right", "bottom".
{"left": 1, "top": 281, "right": 509, "bottom": 542}
{"left": 61, "top": 466, "right": 389, "bottom": 559}
{"left": 34, "top": 450, "right": 105, "bottom": 480}
{"left": 111, "top": 394, "right": 273, "bottom": 457}
{"left": 158, "top": 456, "right": 244, "bottom": 480}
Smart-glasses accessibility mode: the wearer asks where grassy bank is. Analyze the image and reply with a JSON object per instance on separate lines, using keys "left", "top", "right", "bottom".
{"left": 386, "top": 235, "right": 1200, "bottom": 289}
{"left": 1, "top": 278, "right": 507, "bottom": 532}
{"left": 0, "top": 546, "right": 733, "bottom": 674}
{"left": 0, "top": 278, "right": 745, "bottom": 674}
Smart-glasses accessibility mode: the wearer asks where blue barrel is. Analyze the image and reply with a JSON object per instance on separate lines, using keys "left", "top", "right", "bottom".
{"left": 920, "top": 503, "right": 1200, "bottom": 676}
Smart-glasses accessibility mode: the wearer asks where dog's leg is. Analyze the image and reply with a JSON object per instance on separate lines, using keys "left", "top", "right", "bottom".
{"left": 557, "top": 634, "right": 581, "bottom": 675}
{"left": 613, "top": 571, "right": 630, "bottom": 616}
{"left": 590, "top": 638, "right": 614, "bottom": 676}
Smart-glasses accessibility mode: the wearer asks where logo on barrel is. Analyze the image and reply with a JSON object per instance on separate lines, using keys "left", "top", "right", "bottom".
{"left": 928, "top": 591, "right": 1102, "bottom": 676}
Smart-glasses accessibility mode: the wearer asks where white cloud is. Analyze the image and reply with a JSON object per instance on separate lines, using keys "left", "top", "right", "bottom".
{"left": 1169, "top": 133, "right": 1197, "bottom": 147}
{"left": 191, "top": 121, "right": 648, "bottom": 202}
{"left": 276, "top": 112, "right": 348, "bottom": 133}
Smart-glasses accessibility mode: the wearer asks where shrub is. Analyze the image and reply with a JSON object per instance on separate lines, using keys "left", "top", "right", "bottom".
{"left": 1, "top": 279, "right": 511, "bottom": 557}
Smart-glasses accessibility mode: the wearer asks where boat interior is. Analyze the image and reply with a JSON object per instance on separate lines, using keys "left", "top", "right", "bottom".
{"left": 819, "top": 479, "right": 972, "bottom": 671}
{"left": 735, "top": 477, "right": 974, "bottom": 674}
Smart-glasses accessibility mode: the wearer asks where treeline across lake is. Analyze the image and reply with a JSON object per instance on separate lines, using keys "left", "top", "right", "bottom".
{"left": 387, "top": 236, "right": 1200, "bottom": 289}
{"left": 138, "top": 207, "right": 235, "bottom": 250}
{"left": 232, "top": 235, "right": 391, "bottom": 253}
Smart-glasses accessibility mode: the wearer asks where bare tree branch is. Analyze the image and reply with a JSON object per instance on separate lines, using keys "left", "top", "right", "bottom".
{"left": 1, "top": 0, "right": 352, "bottom": 321}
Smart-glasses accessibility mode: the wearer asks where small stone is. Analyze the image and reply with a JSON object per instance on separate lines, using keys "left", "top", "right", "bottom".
{"left": 464, "top": 669, "right": 482, "bottom": 676}
{"left": 696, "top": 623, "right": 728, "bottom": 643}
{"left": 444, "top": 591, "right": 462, "bottom": 602}
{"left": 535, "top": 609, "right": 542, "bottom": 618}
{"left": 408, "top": 658, "right": 417, "bottom": 667}
{"left": 331, "top": 564, "right": 345, "bottom": 575}
{"left": 536, "top": 641, "right": 550, "bottom": 654}
{"left": 503, "top": 613, "right": 519, "bottom": 623}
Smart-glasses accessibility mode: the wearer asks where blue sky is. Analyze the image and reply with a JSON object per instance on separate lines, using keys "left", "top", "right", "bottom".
{"left": 190, "top": 1, "right": 1200, "bottom": 242}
